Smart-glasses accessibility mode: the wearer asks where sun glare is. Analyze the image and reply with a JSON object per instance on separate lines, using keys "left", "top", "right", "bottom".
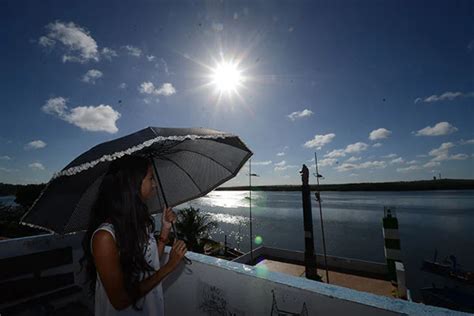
{"left": 211, "top": 61, "right": 243, "bottom": 94}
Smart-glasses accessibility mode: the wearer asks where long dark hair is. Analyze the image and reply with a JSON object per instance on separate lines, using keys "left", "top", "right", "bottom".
{"left": 79, "top": 154, "right": 156, "bottom": 311}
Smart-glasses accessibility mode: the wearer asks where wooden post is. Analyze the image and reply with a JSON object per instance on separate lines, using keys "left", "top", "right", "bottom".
{"left": 300, "top": 164, "right": 319, "bottom": 281}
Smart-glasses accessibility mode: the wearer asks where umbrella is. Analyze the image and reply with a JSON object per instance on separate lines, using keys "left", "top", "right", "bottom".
{"left": 20, "top": 126, "right": 252, "bottom": 236}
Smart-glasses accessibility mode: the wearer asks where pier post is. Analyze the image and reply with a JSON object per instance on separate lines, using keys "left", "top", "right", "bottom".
{"left": 382, "top": 207, "right": 402, "bottom": 282}
{"left": 300, "top": 164, "right": 320, "bottom": 281}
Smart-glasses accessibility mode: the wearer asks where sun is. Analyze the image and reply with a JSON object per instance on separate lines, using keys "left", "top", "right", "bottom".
{"left": 211, "top": 61, "right": 243, "bottom": 95}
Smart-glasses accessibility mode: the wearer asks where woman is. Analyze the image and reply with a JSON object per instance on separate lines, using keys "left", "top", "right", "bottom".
{"left": 79, "top": 155, "right": 187, "bottom": 315}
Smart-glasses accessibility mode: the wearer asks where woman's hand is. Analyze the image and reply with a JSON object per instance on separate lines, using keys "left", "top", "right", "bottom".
{"left": 161, "top": 207, "right": 176, "bottom": 230}
{"left": 167, "top": 239, "right": 187, "bottom": 270}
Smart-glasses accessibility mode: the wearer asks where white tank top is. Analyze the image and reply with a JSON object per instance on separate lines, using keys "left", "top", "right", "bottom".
{"left": 90, "top": 223, "right": 164, "bottom": 315}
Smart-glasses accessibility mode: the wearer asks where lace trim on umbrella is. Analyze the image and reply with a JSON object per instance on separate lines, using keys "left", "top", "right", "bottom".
{"left": 51, "top": 134, "right": 232, "bottom": 180}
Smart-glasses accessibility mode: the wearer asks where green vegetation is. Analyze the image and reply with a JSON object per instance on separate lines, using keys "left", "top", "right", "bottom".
{"left": 174, "top": 206, "right": 218, "bottom": 253}
{"left": 0, "top": 182, "right": 46, "bottom": 208}
{"left": 0, "top": 203, "right": 47, "bottom": 238}
{"left": 216, "top": 179, "right": 474, "bottom": 192}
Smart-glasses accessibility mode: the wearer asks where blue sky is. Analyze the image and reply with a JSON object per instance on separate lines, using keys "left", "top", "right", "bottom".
{"left": 0, "top": 0, "right": 473, "bottom": 186}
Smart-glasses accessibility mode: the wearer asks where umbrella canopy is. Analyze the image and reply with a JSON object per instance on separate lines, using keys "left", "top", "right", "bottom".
{"left": 20, "top": 127, "right": 252, "bottom": 234}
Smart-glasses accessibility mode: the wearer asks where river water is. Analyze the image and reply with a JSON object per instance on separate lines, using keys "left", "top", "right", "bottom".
{"left": 178, "top": 190, "right": 474, "bottom": 301}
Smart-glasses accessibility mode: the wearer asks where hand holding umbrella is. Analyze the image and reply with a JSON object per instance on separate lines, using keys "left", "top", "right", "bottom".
{"left": 158, "top": 206, "right": 192, "bottom": 265}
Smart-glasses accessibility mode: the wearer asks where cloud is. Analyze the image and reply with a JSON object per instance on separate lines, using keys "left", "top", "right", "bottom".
{"left": 429, "top": 142, "right": 455, "bottom": 161}
{"left": 101, "top": 47, "right": 117, "bottom": 60}
{"left": 325, "top": 149, "right": 345, "bottom": 158}
{"left": 319, "top": 158, "right": 337, "bottom": 167}
{"left": 146, "top": 55, "right": 156, "bottom": 62}
{"left": 324, "top": 142, "right": 369, "bottom": 159}
{"left": 345, "top": 142, "right": 369, "bottom": 153}
{"left": 415, "top": 122, "right": 458, "bottom": 136}
{"left": 346, "top": 156, "right": 361, "bottom": 162}
{"left": 274, "top": 160, "right": 286, "bottom": 167}
{"left": 274, "top": 165, "right": 298, "bottom": 171}
{"left": 155, "top": 58, "right": 170, "bottom": 75}
{"left": 29, "top": 162, "right": 45, "bottom": 170}
{"left": 369, "top": 128, "right": 392, "bottom": 140}
{"left": 372, "top": 143, "right": 382, "bottom": 148}
{"left": 39, "top": 21, "right": 99, "bottom": 63}
{"left": 212, "top": 22, "right": 224, "bottom": 32}
{"left": 303, "top": 133, "right": 335, "bottom": 149}
{"left": 397, "top": 165, "right": 422, "bottom": 172}
{"left": 390, "top": 157, "right": 404, "bottom": 164}
{"left": 65, "top": 105, "right": 121, "bottom": 133}
{"left": 382, "top": 153, "right": 397, "bottom": 159}
{"left": 118, "top": 83, "right": 127, "bottom": 89}
{"left": 335, "top": 160, "right": 386, "bottom": 172}
{"left": 82, "top": 69, "right": 103, "bottom": 84}
{"left": 139, "top": 82, "right": 176, "bottom": 96}
{"left": 252, "top": 160, "right": 272, "bottom": 165}
{"left": 288, "top": 109, "right": 314, "bottom": 121}
{"left": 276, "top": 152, "right": 285, "bottom": 156}
{"left": 25, "top": 140, "right": 46, "bottom": 150}
{"left": 460, "top": 139, "right": 474, "bottom": 145}
{"left": 42, "top": 97, "right": 121, "bottom": 133}
{"left": 406, "top": 160, "right": 418, "bottom": 165}
{"left": 414, "top": 91, "right": 474, "bottom": 103}
{"left": 423, "top": 161, "right": 440, "bottom": 168}
{"left": 0, "top": 155, "right": 11, "bottom": 160}
{"left": 0, "top": 167, "right": 18, "bottom": 172}
{"left": 123, "top": 45, "right": 142, "bottom": 57}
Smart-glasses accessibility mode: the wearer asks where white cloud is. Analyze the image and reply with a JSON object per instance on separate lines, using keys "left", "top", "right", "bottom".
{"left": 0, "top": 155, "right": 11, "bottom": 160}
{"left": 319, "top": 158, "right": 337, "bottom": 167}
{"left": 0, "top": 167, "right": 18, "bottom": 172}
{"left": 449, "top": 153, "right": 469, "bottom": 160}
{"left": 276, "top": 152, "right": 285, "bottom": 157}
{"left": 460, "top": 139, "right": 474, "bottom": 145}
{"left": 345, "top": 142, "right": 369, "bottom": 153}
{"left": 369, "top": 128, "right": 392, "bottom": 141}
{"left": 335, "top": 160, "right": 386, "bottom": 172}
{"left": 274, "top": 160, "right": 286, "bottom": 167}
{"left": 382, "top": 153, "right": 397, "bottom": 159}
{"left": 25, "top": 140, "right": 46, "bottom": 150}
{"left": 212, "top": 22, "right": 224, "bottom": 32}
{"left": 123, "top": 45, "right": 142, "bottom": 57}
{"left": 38, "top": 36, "right": 55, "bottom": 47}
{"left": 101, "top": 47, "right": 117, "bottom": 60}
{"left": 29, "top": 162, "right": 45, "bottom": 170}
{"left": 42, "top": 97, "right": 68, "bottom": 117}
{"left": 325, "top": 149, "right": 346, "bottom": 158}
{"left": 429, "top": 142, "right": 455, "bottom": 161}
{"left": 372, "top": 143, "right": 382, "bottom": 147}
{"left": 156, "top": 58, "right": 170, "bottom": 75}
{"left": 39, "top": 21, "right": 99, "bottom": 63}
{"left": 288, "top": 109, "right": 314, "bottom": 121}
{"left": 423, "top": 161, "right": 440, "bottom": 168}
{"left": 415, "top": 122, "right": 458, "bottom": 136}
{"left": 42, "top": 97, "right": 120, "bottom": 133}
{"left": 397, "top": 165, "right": 422, "bottom": 172}
{"left": 414, "top": 91, "right": 474, "bottom": 103}
{"left": 82, "top": 69, "right": 103, "bottom": 84}
{"left": 303, "top": 133, "right": 335, "bottom": 149}
{"left": 139, "top": 82, "right": 176, "bottom": 96}
{"left": 65, "top": 105, "right": 121, "bottom": 133}
{"left": 275, "top": 165, "right": 298, "bottom": 171}
{"left": 406, "top": 160, "right": 418, "bottom": 165}
{"left": 346, "top": 156, "right": 361, "bottom": 162}
{"left": 146, "top": 55, "right": 156, "bottom": 62}
{"left": 118, "top": 83, "right": 127, "bottom": 89}
{"left": 390, "top": 157, "right": 404, "bottom": 164}
{"left": 252, "top": 160, "right": 272, "bottom": 166}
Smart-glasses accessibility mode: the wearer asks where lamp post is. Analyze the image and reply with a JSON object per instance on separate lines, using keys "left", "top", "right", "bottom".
{"left": 246, "top": 158, "right": 259, "bottom": 264}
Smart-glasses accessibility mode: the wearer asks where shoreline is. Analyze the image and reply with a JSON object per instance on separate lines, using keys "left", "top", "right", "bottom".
{"left": 216, "top": 179, "right": 474, "bottom": 192}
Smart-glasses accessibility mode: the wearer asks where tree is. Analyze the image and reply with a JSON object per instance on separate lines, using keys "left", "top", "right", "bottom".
{"left": 175, "top": 206, "right": 218, "bottom": 253}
